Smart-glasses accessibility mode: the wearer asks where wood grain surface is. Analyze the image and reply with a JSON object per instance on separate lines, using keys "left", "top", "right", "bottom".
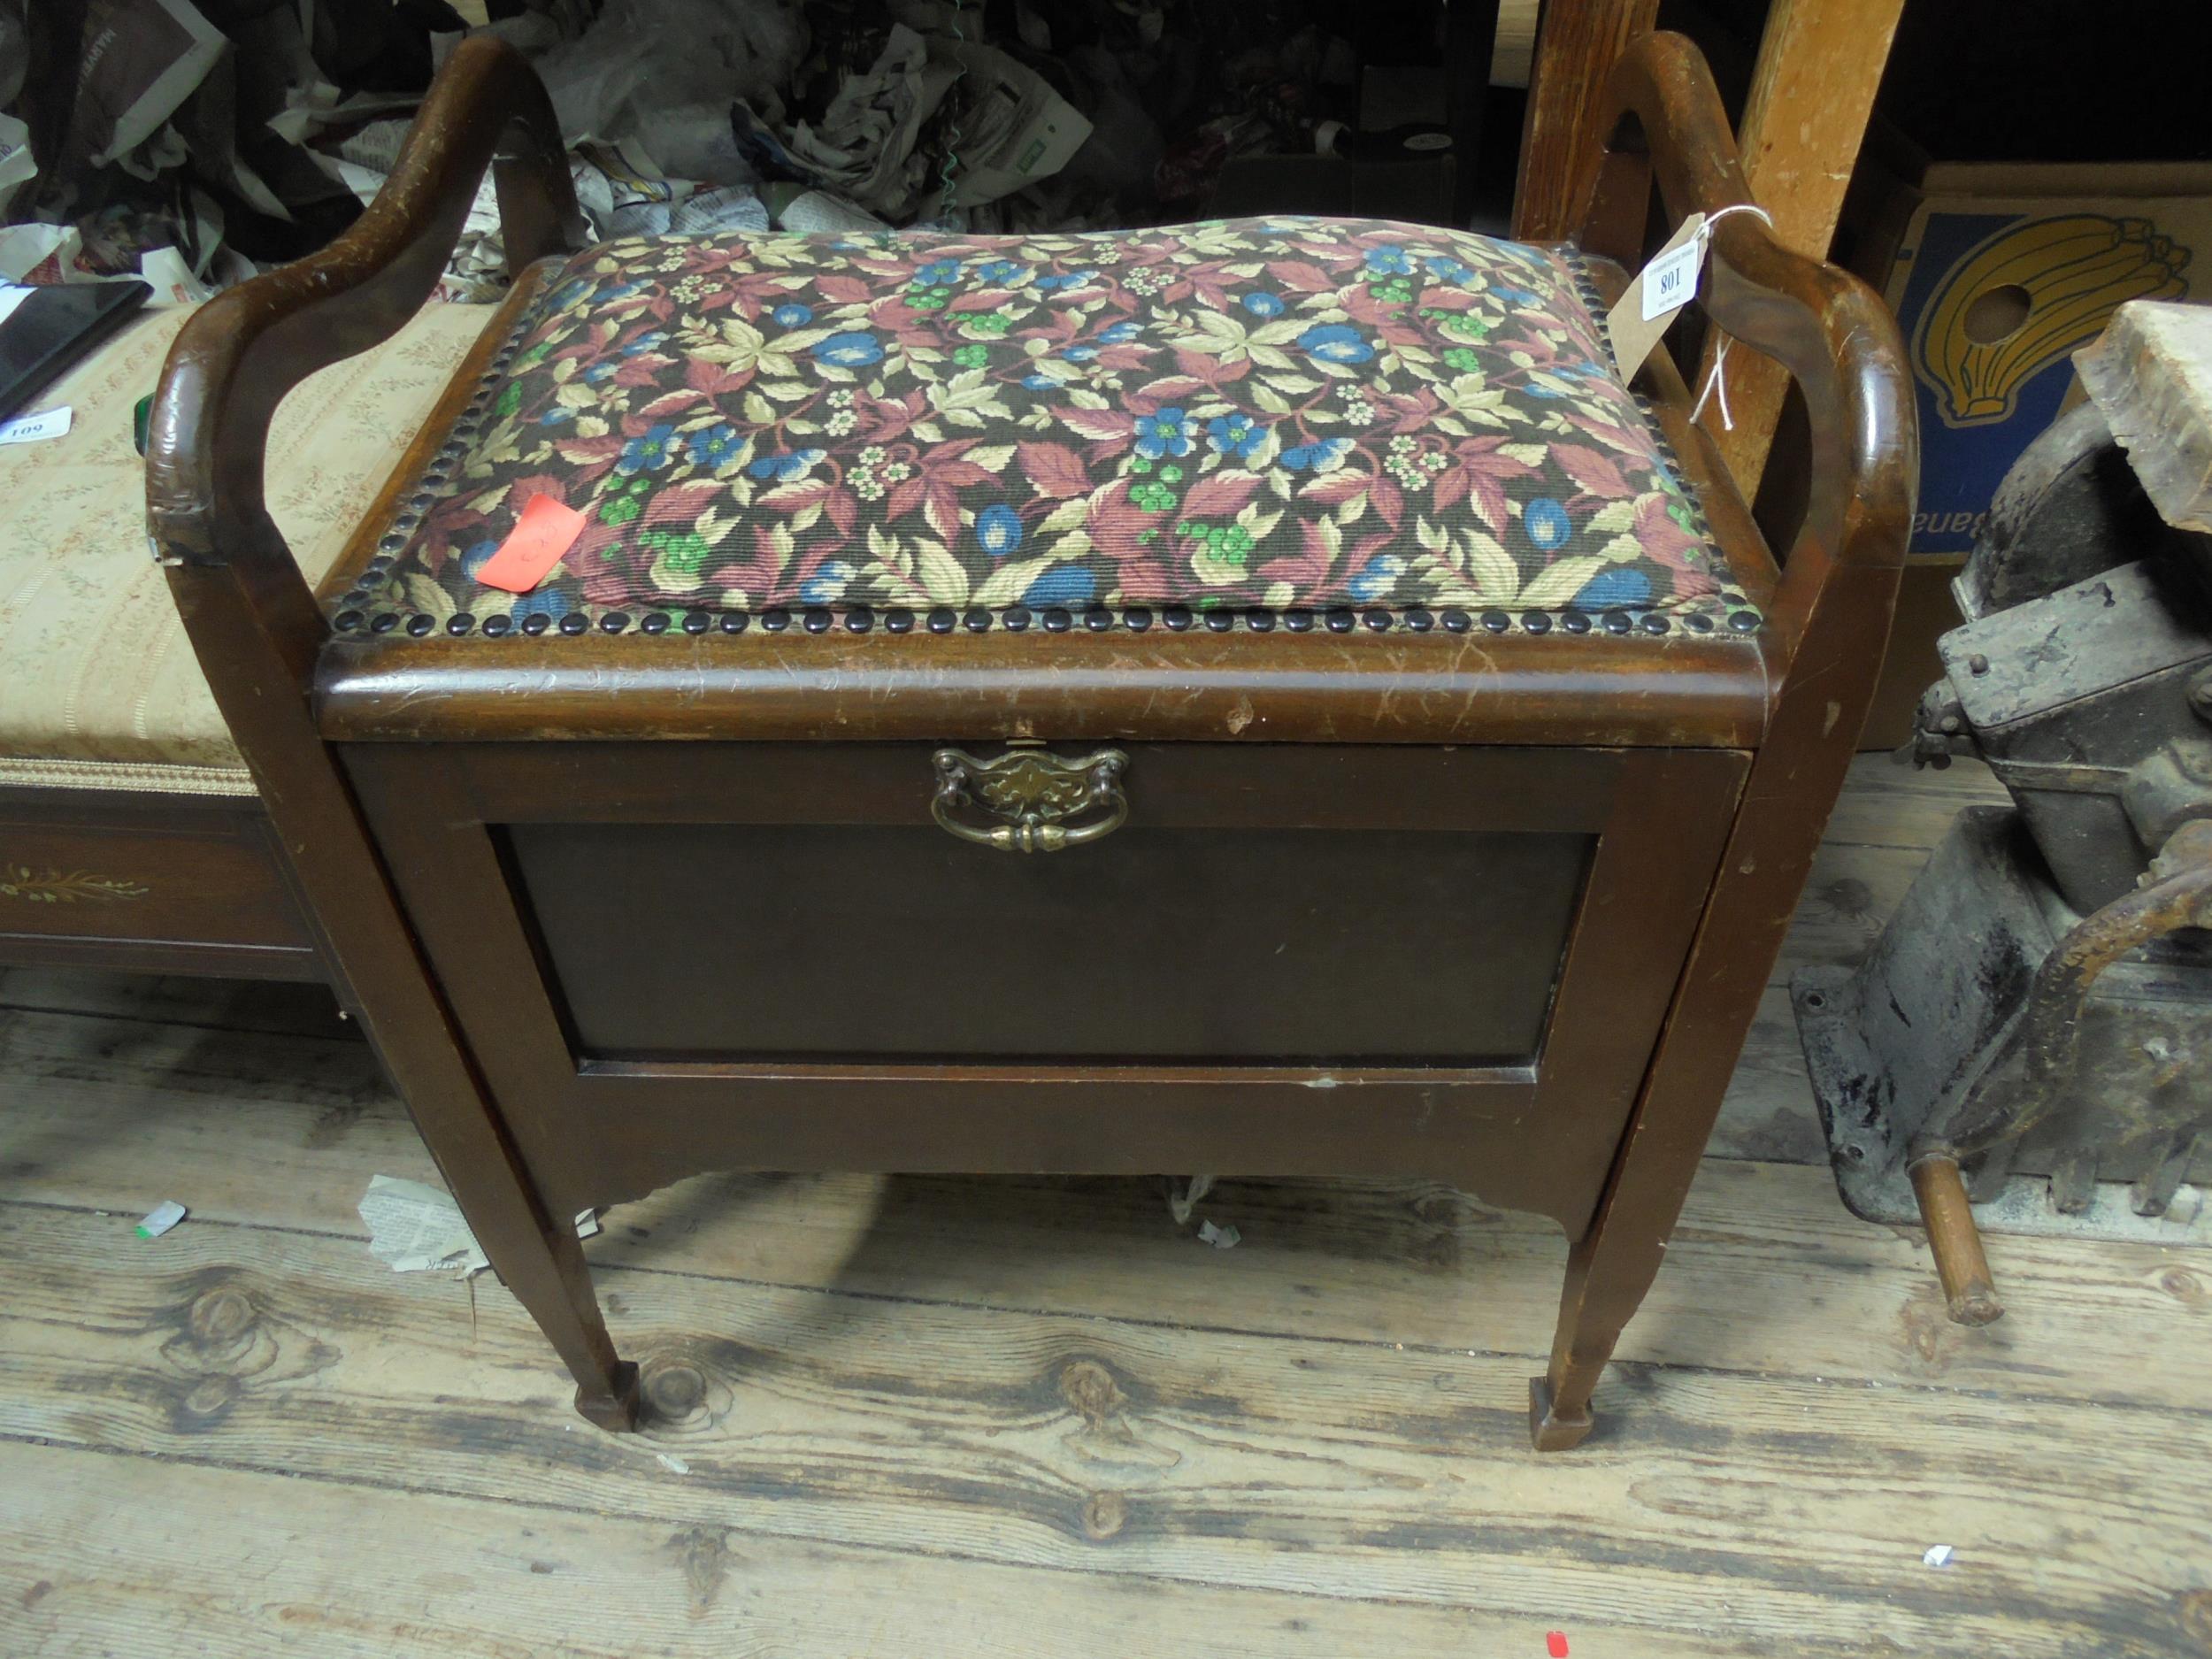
{"left": 3, "top": 758, "right": 2207, "bottom": 1658}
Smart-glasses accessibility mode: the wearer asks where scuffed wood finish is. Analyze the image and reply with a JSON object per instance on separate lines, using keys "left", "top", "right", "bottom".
{"left": 1693, "top": 0, "right": 1909, "bottom": 495}
{"left": 2075, "top": 298, "right": 2212, "bottom": 533}
{"left": 317, "top": 628, "right": 1775, "bottom": 749}
{"left": 1532, "top": 31, "right": 1915, "bottom": 1448}
{"left": 1511, "top": 0, "right": 1660, "bottom": 241}
{"left": 141, "top": 37, "right": 639, "bottom": 1430}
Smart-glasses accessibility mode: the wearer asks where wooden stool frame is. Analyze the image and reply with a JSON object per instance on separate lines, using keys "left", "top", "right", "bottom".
{"left": 147, "top": 33, "right": 1911, "bottom": 1448}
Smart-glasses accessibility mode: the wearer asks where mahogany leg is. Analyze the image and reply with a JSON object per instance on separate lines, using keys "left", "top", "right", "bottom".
{"left": 434, "top": 1153, "right": 641, "bottom": 1431}
{"left": 1529, "top": 1220, "right": 1664, "bottom": 1450}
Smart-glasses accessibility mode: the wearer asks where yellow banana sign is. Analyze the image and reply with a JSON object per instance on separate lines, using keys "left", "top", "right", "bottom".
{"left": 1911, "top": 213, "right": 2190, "bottom": 427}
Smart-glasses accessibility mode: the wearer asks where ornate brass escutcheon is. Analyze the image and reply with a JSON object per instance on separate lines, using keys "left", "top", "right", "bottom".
{"left": 930, "top": 741, "right": 1130, "bottom": 853}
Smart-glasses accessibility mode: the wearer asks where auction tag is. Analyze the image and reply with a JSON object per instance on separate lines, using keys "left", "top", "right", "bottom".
{"left": 1605, "top": 212, "right": 1706, "bottom": 379}
{"left": 0, "top": 405, "right": 72, "bottom": 445}
{"left": 135, "top": 1200, "right": 187, "bottom": 1240}
{"left": 474, "top": 493, "right": 586, "bottom": 593}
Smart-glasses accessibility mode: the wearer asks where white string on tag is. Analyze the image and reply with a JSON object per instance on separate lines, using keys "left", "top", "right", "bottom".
{"left": 1692, "top": 337, "right": 1735, "bottom": 428}
{"left": 1686, "top": 203, "right": 1775, "bottom": 432}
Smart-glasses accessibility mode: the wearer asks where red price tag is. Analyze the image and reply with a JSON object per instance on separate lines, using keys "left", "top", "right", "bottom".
{"left": 473, "top": 495, "right": 586, "bottom": 594}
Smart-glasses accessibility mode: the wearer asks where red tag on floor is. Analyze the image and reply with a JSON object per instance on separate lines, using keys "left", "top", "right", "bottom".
{"left": 474, "top": 494, "right": 585, "bottom": 594}
{"left": 1547, "top": 1634, "right": 1570, "bottom": 1658}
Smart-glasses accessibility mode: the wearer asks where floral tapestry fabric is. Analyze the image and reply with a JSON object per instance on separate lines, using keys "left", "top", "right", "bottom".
{"left": 362, "top": 218, "right": 1742, "bottom": 628}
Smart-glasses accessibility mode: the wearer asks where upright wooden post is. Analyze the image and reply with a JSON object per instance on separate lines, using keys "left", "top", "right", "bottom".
{"left": 1511, "top": 0, "right": 1661, "bottom": 242}
{"left": 1696, "top": 0, "right": 1908, "bottom": 493}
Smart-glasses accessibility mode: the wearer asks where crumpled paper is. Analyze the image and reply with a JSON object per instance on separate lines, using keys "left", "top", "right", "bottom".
{"left": 359, "top": 1174, "right": 599, "bottom": 1279}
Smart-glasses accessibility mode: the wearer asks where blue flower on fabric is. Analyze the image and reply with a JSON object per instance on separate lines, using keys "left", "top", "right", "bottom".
{"left": 1098, "top": 321, "right": 1140, "bottom": 344}
{"left": 549, "top": 278, "right": 594, "bottom": 311}
{"left": 746, "top": 447, "right": 825, "bottom": 481}
{"left": 1424, "top": 256, "right": 1473, "bottom": 285}
{"left": 1297, "top": 324, "right": 1373, "bottom": 364}
{"left": 1134, "top": 407, "right": 1196, "bottom": 460}
{"left": 460, "top": 538, "right": 503, "bottom": 581}
{"left": 618, "top": 424, "right": 681, "bottom": 473}
{"left": 1494, "top": 285, "right": 1543, "bottom": 306}
{"left": 1348, "top": 554, "right": 1407, "bottom": 601}
{"left": 1242, "top": 291, "right": 1286, "bottom": 318}
{"left": 1063, "top": 346, "right": 1098, "bottom": 362}
{"left": 692, "top": 424, "right": 745, "bottom": 468}
{"left": 972, "top": 259, "right": 1026, "bottom": 285}
{"left": 812, "top": 332, "right": 886, "bottom": 368}
{"left": 1280, "top": 435, "right": 1354, "bottom": 472}
{"left": 916, "top": 258, "right": 964, "bottom": 287}
{"left": 584, "top": 359, "right": 623, "bottom": 385}
{"left": 976, "top": 503, "right": 1024, "bottom": 557}
{"left": 620, "top": 330, "right": 668, "bottom": 357}
{"left": 511, "top": 588, "right": 573, "bottom": 621}
{"left": 1206, "top": 411, "right": 1266, "bottom": 460}
{"left": 1525, "top": 498, "right": 1573, "bottom": 550}
{"left": 1033, "top": 269, "right": 1098, "bottom": 291}
{"left": 1022, "top": 373, "right": 1062, "bottom": 390}
{"left": 1363, "top": 246, "right": 1414, "bottom": 276}
{"left": 600, "top": 280, "right": 649, "bottom": 303}
{"left": 772, "top": 303, "right": 815, "bottom": 326}
{"left": 801, "top": 560, "right": 857, "bottom": 604}
{"left": 1022, "top": 565, "right": 1096, "bottom": 607}
{"left": 538, "top": 406, "right": 576, "bottom": 426}
{"left": 1575, "top": 568, "right": 1655, "bottom": 610}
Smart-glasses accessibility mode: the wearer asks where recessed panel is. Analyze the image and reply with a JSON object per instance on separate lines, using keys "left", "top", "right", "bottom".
{"left": 508, "top": 822, "right": 1589, "bottom": 1065}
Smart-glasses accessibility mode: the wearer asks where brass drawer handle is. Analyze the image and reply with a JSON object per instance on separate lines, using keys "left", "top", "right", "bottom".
{"left": 931, "top": 742, "right": 1130, "bottom": 853}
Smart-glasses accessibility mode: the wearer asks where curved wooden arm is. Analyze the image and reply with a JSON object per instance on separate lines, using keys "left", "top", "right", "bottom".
{"left": 1578, "top": 32, "right": 1916, "bottom": 672}
{"left": 145, "top": 35, "right": 582, "bottom": 587}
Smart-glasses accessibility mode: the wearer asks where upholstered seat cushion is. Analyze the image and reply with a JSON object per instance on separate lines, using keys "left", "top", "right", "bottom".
{"left": 0, "top": 300, "right": 495, "bottom": 782}
{"left": 344, "top": 219, "right": 1759, "bottom": 639}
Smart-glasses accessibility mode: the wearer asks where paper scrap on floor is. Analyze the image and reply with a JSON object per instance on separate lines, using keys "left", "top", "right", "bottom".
{"left": 135, "top": 1200, "right": 188, "bottom": 1239}
{"left": 360, "top": 1174, "right": 598, "bottom": 1277}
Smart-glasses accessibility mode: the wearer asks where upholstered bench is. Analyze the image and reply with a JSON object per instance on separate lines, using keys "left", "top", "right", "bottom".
{"left": 148, "top": 34, "right": 1912, "bottom": 1447}
{"left": 1, "top": 301, "right": 494, "bottom": 980}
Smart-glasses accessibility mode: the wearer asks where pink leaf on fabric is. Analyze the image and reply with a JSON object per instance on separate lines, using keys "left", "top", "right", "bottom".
{"left": 1634, "top": 492, "right": 1709, "bottom": 578}
{"left": 1182, "top": 472, "right": 1262, "bottom": 518}
{"left": 1057, "top": 406, "right": 1133, "bottom": 442}
{"left": 1133, "top": 376, "right": 1210, "bottom": 409}
{"left": 926, "top": 484, "right": 961, "bottom": 543}
{"left": 1172, "top": 349, "right": 1251, "bottom": 387}
{"left": 1298, "top": 472, "right": 1371, "bottom": 506}
{"left": 759, "top": 479, "right": 832, "bottom": 512}
{"left": 887, "top": 476, "right": 926, "bottom": 520}
{"left": 1271, "top": 261, "right": 1337, "bottom": 293}
{"left": 684, "top": 358, "right": 752, "bottom": 396}
{"left": 1019, "top": 442, "right": 1092, "bottom": 498}
{"left": 1551, "top": 443, "right": 1633, "bottom": 500}
{"left": 642, "top": 481, "right": 722, "bottom": 526}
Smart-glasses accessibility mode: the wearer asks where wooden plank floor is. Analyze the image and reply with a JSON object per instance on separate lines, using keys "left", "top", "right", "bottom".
{"left": 4, "top": 757, "right": 2209, "bottom": 1659}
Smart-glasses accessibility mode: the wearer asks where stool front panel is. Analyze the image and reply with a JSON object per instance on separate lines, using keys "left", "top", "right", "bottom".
{"left": 346, "top": 739, "right": 1745, "bottom": 1233}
